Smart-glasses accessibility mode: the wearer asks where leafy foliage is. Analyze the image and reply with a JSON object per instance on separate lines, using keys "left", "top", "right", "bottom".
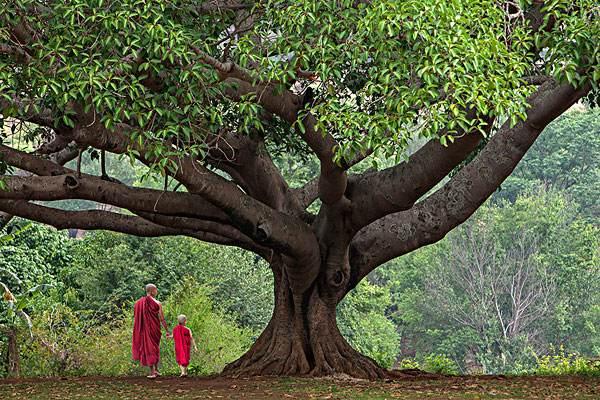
{"left": 532, "top": 346, "right": 600, "bottom": 376}
{"left": 421, "top": 354, "right": 460, "bottom": 375}
{"left": 244, "top": 0, "right": 535, "bottom": 160}
{"left": 0, "top": 221, "right": 71, "bottom": 290}
{"left": 62, "top": 231, "right": 273, "bottom": 332}
{"left": 375, "top": 189, "right": 599, "bottom": 374}
{"left": 337, "top": 281, "right": 400, "bottom": 368}
{"left": 1, "top": 1, "right": 598, "bottom": 165}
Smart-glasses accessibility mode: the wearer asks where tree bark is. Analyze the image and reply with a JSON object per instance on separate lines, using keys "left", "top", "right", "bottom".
{"left": 6, "top": 328, "right": 20, "bottom": 378}
{"left": 223, "top": 256, "right": 386, "bottom": 379}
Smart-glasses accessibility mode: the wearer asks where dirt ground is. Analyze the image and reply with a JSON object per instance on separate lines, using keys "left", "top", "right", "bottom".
{"left": 0, "top": 374, "right": 599, "bottom": 399}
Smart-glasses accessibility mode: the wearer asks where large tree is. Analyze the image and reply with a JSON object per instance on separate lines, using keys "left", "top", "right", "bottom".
{"left": 0, "top": 0, "right": 597, "bottom": 378}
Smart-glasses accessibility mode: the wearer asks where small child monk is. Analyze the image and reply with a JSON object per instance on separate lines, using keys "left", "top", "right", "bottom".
{"left": 172, "top": 314, "right": 198, "bottom": 377}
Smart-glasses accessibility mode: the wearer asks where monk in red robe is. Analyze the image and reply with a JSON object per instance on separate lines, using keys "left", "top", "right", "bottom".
{"left": 172, "top": 314, "right": 198, "bottom": 377}
{"left": 132, "top": 284, "right": 171, "bottom": 378}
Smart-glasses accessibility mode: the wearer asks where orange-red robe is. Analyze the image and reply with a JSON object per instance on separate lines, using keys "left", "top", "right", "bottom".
{"left": 132, "top": 296, "right": 162, "bottom": 366}
{"left": 173, "top": 325, "right": 192, "bottom": 367}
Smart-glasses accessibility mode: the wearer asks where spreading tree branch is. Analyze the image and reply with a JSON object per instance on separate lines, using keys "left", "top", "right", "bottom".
{"left": 349, "top": 80, "right": 590, "bottom": 287}
{"left": 0, "top": 173, "right": 229, "bottom": 222}
{"left": 348, "top": 117, "right": 492, "bottom": 231}
{"left": 0, "top": 200, "right": 188, "bottom": 238}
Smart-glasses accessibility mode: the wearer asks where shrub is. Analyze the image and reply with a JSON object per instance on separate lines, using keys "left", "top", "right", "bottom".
{"left": 396, "top": 358, "right": 420, "bottom": 370}
{"left": 533, "top": 346, "right": 600, "bottom": 376}
{"left": 422, "top": 354, "right": 459, "bottom": 375}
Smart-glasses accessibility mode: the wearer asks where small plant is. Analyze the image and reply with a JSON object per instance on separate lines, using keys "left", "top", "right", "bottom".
{"left": 533, "top": 346, "right": 600, "bottom": 376}
{"left": 422, "top": 354, "right": 459, "bottom": 375}
{"left": 396, "top": 358, "right": 420, "bottom": 370}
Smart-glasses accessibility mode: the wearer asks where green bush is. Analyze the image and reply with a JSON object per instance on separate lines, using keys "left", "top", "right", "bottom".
{"left": 532, "top": 346, "right": 600, "bottom": 376}
{"left": 396, "top": 358, "right": 420, "bottom": 370}
{"left": 19, "top": 303, "right": 136, "bottom": 377}
{"left": 422, "top": 354, "right": 459, "bottom": 375}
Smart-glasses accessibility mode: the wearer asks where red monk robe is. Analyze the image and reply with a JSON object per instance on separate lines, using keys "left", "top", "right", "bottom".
{"left": 132, "top": 295, "right": 162, "bottom": 366}
{"left": 173, "top": 324, "right": 192, "bottom": 367}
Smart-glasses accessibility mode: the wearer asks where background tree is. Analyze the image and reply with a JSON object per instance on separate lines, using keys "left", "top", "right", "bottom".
{"left": 494, "top": 107, "right": 600, "bottom": 219}
{"left": 0, "top": 0, "right": 598, "bottom": 378}
{"left": 1, "top": 280, "right": 53, "bottom": 377}
{"left": 377, "top": 189, "right": 599, "bottom": 373}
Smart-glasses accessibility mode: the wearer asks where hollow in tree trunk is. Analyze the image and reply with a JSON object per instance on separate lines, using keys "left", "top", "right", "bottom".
{"left": 223, "top": 258, "right": 386, "bottom": 379}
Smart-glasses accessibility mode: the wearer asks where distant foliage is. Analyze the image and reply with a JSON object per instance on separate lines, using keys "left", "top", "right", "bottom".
{"left": 337, "top": 281, "right": 400, "bottom": 368}
{"left": 0, "top": 221, "right": 72, "bottom": 289}
{"left": 375, "top": 189, "right": 599, "bottom": 374}
{"left": 63, "top": 232, "right": 274, "bottom": 332}
{"left": 496, "top": 108, "right": 600, "bottom": 220}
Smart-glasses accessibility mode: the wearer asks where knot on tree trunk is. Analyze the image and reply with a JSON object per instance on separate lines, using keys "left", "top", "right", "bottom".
{"left": 326, "top": 269, "right": 346, "bottom": 288}
{"left": 255, "top": 221, "right": 271, "bottom": 242}
{"left": 63, "top": 174, "right": 80, "bottom": 190}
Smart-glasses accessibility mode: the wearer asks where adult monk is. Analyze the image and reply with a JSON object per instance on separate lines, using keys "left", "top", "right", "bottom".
{"left": 132, "top": 283, "right": 171, "bottom": 378}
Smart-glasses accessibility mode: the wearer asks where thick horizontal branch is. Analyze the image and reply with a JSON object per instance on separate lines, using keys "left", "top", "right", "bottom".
{"left": 19, "top": 115, "right": 322, "bottom": 289}
{"left": 0, "top": 200, "right": 185, "bottom": 238}
{"left": 0, "top": 173, "right": 230, "bottom": 222}
{"left": 64, "top": 123, "right": 316, "bottom": 253}
{"left": 0, "top": 140, "right": 79, "bottom": 229}
{"left": 0, "top": 199, "right": 248, "bottom": 246}
{"left": 0, "top": 150, "right": 272, "bottom": 254}
{"left": 171, "top": 158, "right": 321, "bottom": 289}
{"left": 349, "top": 80, "right": 590, "bottom": 286}
{"left": 131, "top": 210, "right": 272, "bottom": 257}
{"left": 0, "top": 144, "right": 71, "bottom": 176}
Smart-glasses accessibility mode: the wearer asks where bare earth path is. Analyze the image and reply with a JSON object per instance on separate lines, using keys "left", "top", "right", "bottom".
{"left": 0, "top": 375, "right": 598, "bottom": 399}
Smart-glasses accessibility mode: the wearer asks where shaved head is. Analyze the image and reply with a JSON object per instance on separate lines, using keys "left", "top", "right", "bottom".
{"left": 145, "top": 283, "right": 157, "bottom": 294}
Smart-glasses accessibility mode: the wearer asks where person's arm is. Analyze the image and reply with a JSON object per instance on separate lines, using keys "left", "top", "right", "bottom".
{"left": 189, "top": 329, "right": 198, "bottom": 352}
{"left": 158, "top": 304, "right": 171, "bottom": 337}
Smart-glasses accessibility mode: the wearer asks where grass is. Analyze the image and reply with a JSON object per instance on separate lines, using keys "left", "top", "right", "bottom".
{"left": 0, "top": 375, "right": 599, "bottom": 399}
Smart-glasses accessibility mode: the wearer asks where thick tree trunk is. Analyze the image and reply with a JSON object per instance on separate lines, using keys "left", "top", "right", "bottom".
{"left": 223, "top": 258, "right": 386, "bottom": 379}
{"left": 6, "top": 328, "right": 20, "bottom": 378}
